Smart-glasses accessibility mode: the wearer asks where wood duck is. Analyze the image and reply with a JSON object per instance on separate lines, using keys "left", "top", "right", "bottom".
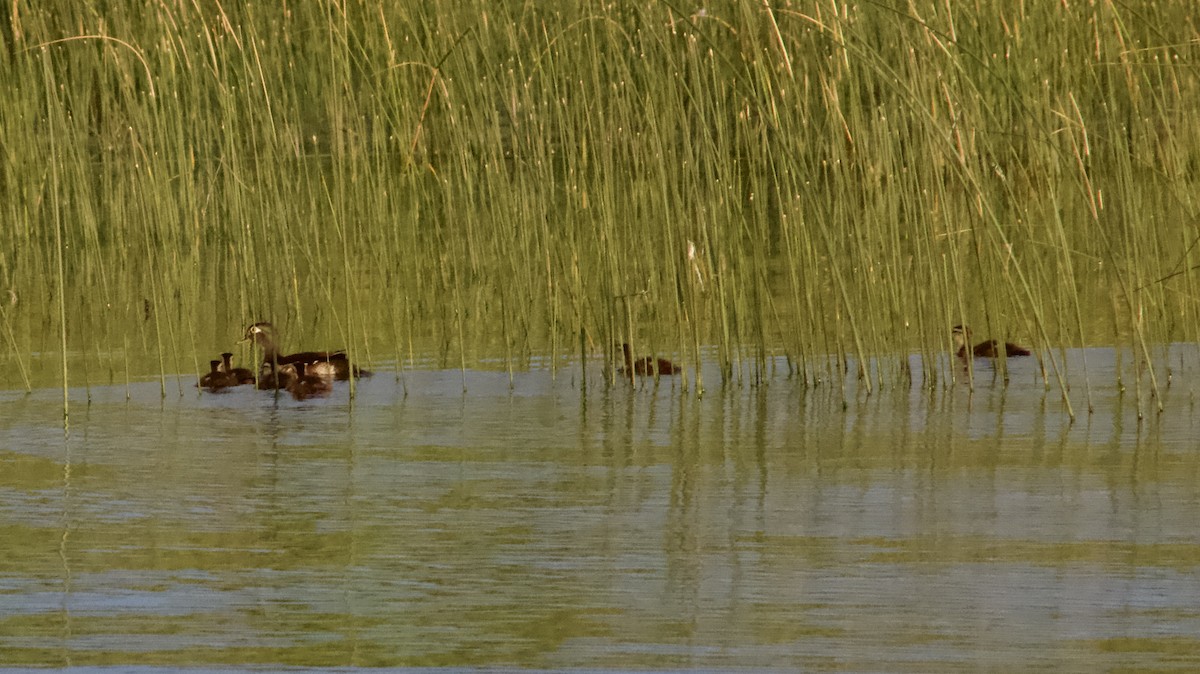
{"left": 241, "top": 322, "right": 367, "bottom": 380}
{"left": 218, "top": 352, "right": 255, "bottom": 385}
{"left": 287, "top": 361, "right": 332, "bottom": 400}
{"left": 618, "top": 343, "right": 682, "bottom": 378}
{"left": 199, "top": 359, "right": 237, "bottom": 391}
{"left": 952, "top": 325, "right": 1031, "bottom": 358}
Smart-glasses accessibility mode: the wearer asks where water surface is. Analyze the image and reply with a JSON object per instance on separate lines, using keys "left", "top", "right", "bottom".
{"left": 2, "top": 348, "right": 1200, "bottom": 671}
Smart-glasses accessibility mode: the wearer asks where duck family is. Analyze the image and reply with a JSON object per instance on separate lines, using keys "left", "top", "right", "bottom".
{"left": 198, "top": 322, "right": 368, "bottom": 399}
{"left": 200, "top": 324, "right": 1030, "bottom": 396}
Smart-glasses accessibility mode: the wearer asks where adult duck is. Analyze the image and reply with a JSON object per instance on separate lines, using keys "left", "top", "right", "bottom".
{"left": 241, "top": 322, "right": 367, "bottom": 380}
{"left": 952, "top": 325, "right": 1031, "bottom": 359}
{"left": 618, "top": 342, "right": 681, "bottom": 378}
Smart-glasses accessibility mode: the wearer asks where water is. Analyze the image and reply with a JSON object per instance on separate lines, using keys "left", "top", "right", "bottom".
{"left": 3, "top": 348, "right": 1200, "bottom": 671}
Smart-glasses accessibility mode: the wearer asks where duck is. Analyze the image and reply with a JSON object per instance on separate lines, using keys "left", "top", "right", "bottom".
{"left": 218, "top": 352, "right": 255, "bottom": 385}
{"left": 256, "top": 362, "right": 297, "bottom": 391}
{"left": 241, "top": 321, "right": 368, "bottom": 380}
{"left": 618, "top": 342, "right": 682, "bottom": 378}
{"left": 287, "top": 362, "right": 332, "bottom": 400}
{"left": 199, "top": 359, "right": 237, "bottom": 391}
{"left": 952, "top": 325, "right": 1031, "bottom": 359}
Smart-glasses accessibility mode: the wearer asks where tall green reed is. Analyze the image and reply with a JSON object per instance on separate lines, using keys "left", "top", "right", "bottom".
{"left": 2, "top": 2, "right": 1198, "bottom": 405}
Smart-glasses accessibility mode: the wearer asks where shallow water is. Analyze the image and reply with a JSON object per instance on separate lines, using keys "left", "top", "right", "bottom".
{"left": 3, "top": 348, "right": 1200, "bottom": 671}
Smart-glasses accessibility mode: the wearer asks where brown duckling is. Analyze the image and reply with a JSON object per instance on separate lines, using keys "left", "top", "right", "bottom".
{"left": 199, "top": 359, "right": 237, "bottom": 391}
{"left": 241, "top": 322, "right": 368, "bottom": 380}
{"left": 218, "top": 352, "right": 255, "bottom": 385}
{"left": 618, "top": 342, "right": 682, "bottom": 378}
{"left": 256, "top": 362, "right": 297, "bottom": 391}
{"left": 952, "top": 325, "right": 1031, "bottom": 359}
{"left": 287, "top": 361, "right": 332, "bottom": 401}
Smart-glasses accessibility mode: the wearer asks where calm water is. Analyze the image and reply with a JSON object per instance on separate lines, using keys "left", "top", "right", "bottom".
{"left": 3, "top": 348, "right": 1200, "bottom": 671}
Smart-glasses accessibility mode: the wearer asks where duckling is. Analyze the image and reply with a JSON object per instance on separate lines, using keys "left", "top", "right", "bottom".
{"left": 218, "top": 352, "right": 255, "bottom": 385}
{"left": 241, "top": 322, "right": 368, "bottom": 380}
{"left": 199, "top": 359, "right": 237, "bottom": 391}
{"left": 618, "top": 342, "right": 682, "bottom": 378}
{"left": 952, "top": 325, "right": 1031, "bottom": 359}
{"left": 256, "top": 362, "right": 297, "bottom": 391}
{"left": 287, "top": 361, "right": 332, "bottom": 400}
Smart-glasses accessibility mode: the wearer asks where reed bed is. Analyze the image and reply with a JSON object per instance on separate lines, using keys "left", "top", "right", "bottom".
{"left": 1, "top": 2, "right": 1199, "bottom": 413}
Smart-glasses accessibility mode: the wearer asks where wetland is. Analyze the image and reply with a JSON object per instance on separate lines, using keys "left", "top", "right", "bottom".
{"left": 4, "top": 1, "right": 1200, "bottom": 670}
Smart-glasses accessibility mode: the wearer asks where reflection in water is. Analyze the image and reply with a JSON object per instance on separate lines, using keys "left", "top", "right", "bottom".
{"left": 1, "top": 347, "right": 1200, "bottom": 669}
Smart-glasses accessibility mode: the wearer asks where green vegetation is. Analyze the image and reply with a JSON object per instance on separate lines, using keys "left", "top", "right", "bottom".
{"left": 1, "top": 2, "right": 1198, "bottom": 407}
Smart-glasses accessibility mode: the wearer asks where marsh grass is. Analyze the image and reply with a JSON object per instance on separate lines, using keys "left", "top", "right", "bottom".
{"left": 2, "top": 2, "right": 1199, "bottom": 411}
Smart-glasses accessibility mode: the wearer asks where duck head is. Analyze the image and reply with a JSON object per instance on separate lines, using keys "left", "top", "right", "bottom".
{"left": 241, "top": 322, "right": 277, "bottom": 345}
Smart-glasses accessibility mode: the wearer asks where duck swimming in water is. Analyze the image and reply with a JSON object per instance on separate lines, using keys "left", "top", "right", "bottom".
{"left": 287, "top": 361, "right": 333, "bottom": 400}
{"left": 218, "top": 352, "right": 255, "bottom": 385}
{"left": 241, "top": 322, "right": 368, "bottom": 380}
{"left": 199, "top": 359, "right": 237, "bottom": 391}
{"left": 952, "top": 325, "right": 1031, "bottom": 359}
{"left": 255, "top": 362, "right": 296, "bottom": 391}
{"left": 618, "top": 342, "right": 682, "bottom": 379}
